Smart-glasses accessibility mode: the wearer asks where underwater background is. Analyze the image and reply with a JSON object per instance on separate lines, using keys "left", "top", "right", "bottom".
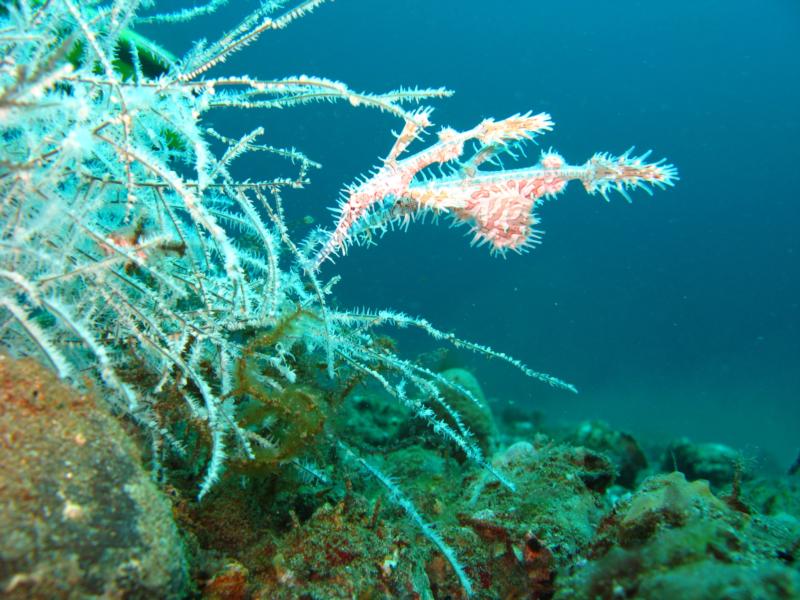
{"left": 146, "top": 0, "right": 799, "bottom": 468}
{"left": 3, "top": 1, "right": 800, "bottom": 597}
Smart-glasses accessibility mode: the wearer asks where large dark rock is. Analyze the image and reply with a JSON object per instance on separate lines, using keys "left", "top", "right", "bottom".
{"left": 0, "top": 356, "right": 188, "bottom": 599}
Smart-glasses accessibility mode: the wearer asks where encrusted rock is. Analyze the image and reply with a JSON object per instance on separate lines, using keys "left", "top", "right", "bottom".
{"left": 661, "top": 437, "right": 742, "bottom": 488}
{"left": 557, "top": 472, "right": 800, "bottom": 599}
{"left": 569, "top": 420, "right": 648, "bottom": 488}
{"left": 0, "top": 356, "right": 188, "bottom": 599}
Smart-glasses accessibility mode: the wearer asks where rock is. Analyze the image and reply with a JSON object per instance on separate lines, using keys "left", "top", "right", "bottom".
{"left": 662, "top": 437, "right": 741, "bottom": 488}
{"left": 254, "top": 499, "right": 406, "bottom": 599}
{"left": 0, "top": 356, "right": 188, "bottom": 599}
{"left": 438, "top": 368, "right": 497, "bottom": 456}
{"left": 204, "top": 561, "right": 249, "bottom": 600}
{"left": 557, "top": 472, "right": 800, "bottom": 599}
{"left": 568, "top": 446, "right": 616, "bottom": 494}
{"left": 569, "top": 420, "right": 648, "bottom": 488}
{"left": 493, "top": 440, "right": 538, "bottom": 468}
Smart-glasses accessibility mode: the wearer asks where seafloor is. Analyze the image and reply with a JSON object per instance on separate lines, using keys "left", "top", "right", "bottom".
{"left": 1, "top": 354, "right": 798, "bottom": 599}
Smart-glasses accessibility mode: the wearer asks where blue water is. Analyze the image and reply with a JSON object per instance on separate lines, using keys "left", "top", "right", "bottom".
{"left": 145, "top": 0, "right": 799, "bottom": 467}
